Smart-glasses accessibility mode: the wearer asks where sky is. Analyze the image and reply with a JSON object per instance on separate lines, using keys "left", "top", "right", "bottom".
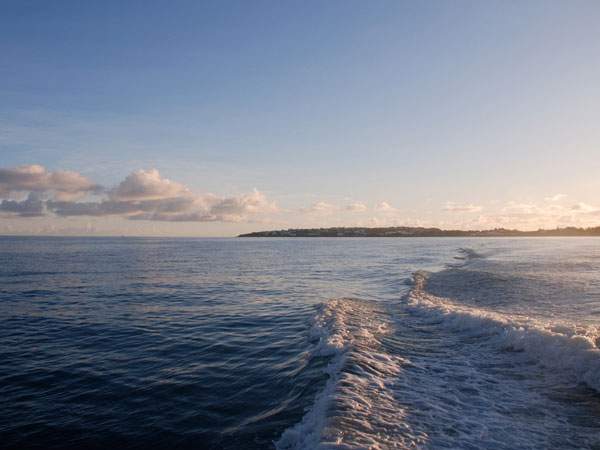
{"left": 1, "top": 0, "right": 599, "bottom": 236}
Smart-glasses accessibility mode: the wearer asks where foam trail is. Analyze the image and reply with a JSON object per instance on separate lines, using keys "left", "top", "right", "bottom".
{"left": 453, "top": 247, "right": 483, "bottom": 260}
{"left": 406, "top": 271, "right": 600, "bottom": 392}
{"left": 275, "top": 298, "right": 420, "bottom": 449}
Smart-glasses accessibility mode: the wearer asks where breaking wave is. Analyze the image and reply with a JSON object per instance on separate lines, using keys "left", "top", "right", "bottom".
{"left": 453, "top": 247, "right": 484, "bottom": 260}
{"left": 275, "top": 298, "right": 416, "bottom": 449}
{"left": 405, "top": 271, "right": 600, "bottom": 392}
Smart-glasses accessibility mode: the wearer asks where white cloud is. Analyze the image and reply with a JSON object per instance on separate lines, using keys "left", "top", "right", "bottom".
{"left": 442, "top": 201, "right": 482, "bottom": 212}
{"left": 375, "top": 201, "right": 396, "bottom": 212}
{"left": 545, "top": 194, "right": 567, "bottom": 202}
{"left": 0, "top": 165, "right": 101, "bottom": 199}
{"left": 207, "top": 188, "right": 278, "bottom": 221}
{"left": 502, "top": 202, "right": 544, "bottom": 214}
{"left": 301, "top": 201, "right": 338, "bottom": 216}
{"left": 110, "top": 168, "right": 189, "bottom": 200}
{"left": 571, "top": 202, "right": 597, "bottom": 213}
{"left": 48, "top": 188, "right": 276, "bottom": 222}
{"left": 1, "top": 166, "right": 277, "bottom": 223}
{"left": 452, "top": 200, "right": 600, "bottom": 231}
{"left": 345, "top": 202, "right": 367, "bottom": 212}
{"left": 501, "top": 201, "right": 599, "bottom": 217}
{"left": 0, "top": 164, "right": 102, "bottom": 217}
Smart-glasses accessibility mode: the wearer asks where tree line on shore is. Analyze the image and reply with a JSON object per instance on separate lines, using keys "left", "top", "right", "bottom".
{"left": 239, "top": 226, "right": 600, "bottom": 238}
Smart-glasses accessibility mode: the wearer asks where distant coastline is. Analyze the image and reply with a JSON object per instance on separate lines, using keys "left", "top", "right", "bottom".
{"left": 239, "top": 226, "right": 600, "bottom": 238}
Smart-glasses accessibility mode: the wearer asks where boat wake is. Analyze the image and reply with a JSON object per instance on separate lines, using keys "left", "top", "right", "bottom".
{"left": 275, "top": 298, "right": 419, "bottom": 449}
{"left": 406, "top": 271, "right": 600, "bottom": 392}
{"left": 277, "top": 256, "right": 600, "bottom": 449}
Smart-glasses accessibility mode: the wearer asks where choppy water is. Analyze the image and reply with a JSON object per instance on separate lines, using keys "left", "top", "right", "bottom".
{"left": 1, "top": 237, "right": 599, "bottom": 449}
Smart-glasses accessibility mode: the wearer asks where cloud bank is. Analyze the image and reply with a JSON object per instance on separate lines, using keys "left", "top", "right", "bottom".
{"left": 442, "top": 201, "right": 482, "bottom": 212}
{"left": 0, "top": 165, "right": 101, "bottom": 200}
{"left": 0, "top": 193, "right": 45, "bottom": 217}
{"left": 2, "top": 165, "right": 599, "bottom": 233}
{"left": 301, "top": 201, "right": 338, "bottom": 216}
{"left": 0, "top": 166, "right": 276, "bottom": 222}
{"left": 345, "top": 202, "right": 367, "bottom": 212}
{"left": 375, "top": 201, "right": 396, "bottom": 212}
{"left": 545, "top": 194, "right": 567, "bottom": 202}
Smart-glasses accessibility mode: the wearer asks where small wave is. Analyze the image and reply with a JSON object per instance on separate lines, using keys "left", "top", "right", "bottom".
{"left": 275, "top": 298, "right": 416, "bottom": 449}
{"left": 405, "top": 271, "right": 600, "bottom": 392}
{"left": 453, "top": 247, "right": 484, "bottom": 260}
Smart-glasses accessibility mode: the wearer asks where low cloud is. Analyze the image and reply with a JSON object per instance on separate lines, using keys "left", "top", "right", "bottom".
{"left": 0, "top": 193, "right": 45, "bottom": 217}
{"left": 502, "top": 201, "right": 568, "bottom": 215}
{"left": 301, "top": 201, "right": 338, "bottom": 216}
{"left": 0, "top": 166, "right": 277, "bottom": 223}
{"left": 110, "top": 168, "right": 189, "bottom": 200}
{"left": 0, "top": 165, "right": 101, "bottom": 199}
{"left": 210, "top": 188, "right": 277, "bottom": 218}
{"left": 545, "top": 194, "right": 567, "bottom": 202}
{"left": 375, "top": 201, "right": 396, "bottom": 212}
{"left": 48, "top": 187, "right": 276, "bottom": 223}
{"left": 453, "top": 200, "right": 600, "bottom": 231}
{"left": 571, "top": 202, "right": 597, "bottom": 213}
{"left": 443, "top": 201, "right": 482, "bottom": 212}
{"left": 345, "top": 202, "right": 367, "bottom": 212}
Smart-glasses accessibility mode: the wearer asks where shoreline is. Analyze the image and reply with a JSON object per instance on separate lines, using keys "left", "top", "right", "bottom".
{"left": 239, "top": 226, "right": 600, "bottom": 238}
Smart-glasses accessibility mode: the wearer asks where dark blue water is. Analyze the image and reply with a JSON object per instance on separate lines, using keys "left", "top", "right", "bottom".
{"left": 1, "top": 237, "right": 599, "bottom": 449}
{"left": 0, "top": 237, "right": 437, "bottom": 449}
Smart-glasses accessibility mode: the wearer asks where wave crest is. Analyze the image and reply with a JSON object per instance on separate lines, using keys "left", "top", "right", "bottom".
{"left": 406, "top": 271, "right": 600, "bottom": 392}
{"left": 276, "top": 298, "right": 414, "bottom": 449}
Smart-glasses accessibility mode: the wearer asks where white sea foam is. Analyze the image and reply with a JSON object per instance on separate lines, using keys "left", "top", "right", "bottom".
{"left": 277, "top": 259, "right": 600, "bottom": 449}
{"left": 406, "top": 271, "right": 600, "bottom": 392}
{"left": 383, "top": 270, "right": 600, "bottom": 449}
{"left": 275, "top": 298, "right": 419, "bottom": 450}
{"left": 454, "top": 247, "right": 484, "bottom": 260}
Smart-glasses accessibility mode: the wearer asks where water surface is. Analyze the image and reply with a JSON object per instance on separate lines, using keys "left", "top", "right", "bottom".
{"left": 1, "top": 237, "right": 599, "bottom": 448}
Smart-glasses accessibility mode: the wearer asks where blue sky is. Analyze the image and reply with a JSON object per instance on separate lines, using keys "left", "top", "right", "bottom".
{"left": 1, "top": 1, "right": 599, "bottom": 236}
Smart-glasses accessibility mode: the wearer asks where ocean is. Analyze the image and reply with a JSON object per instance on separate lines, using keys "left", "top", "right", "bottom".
{"left": 1, "top": 237, "right": 599, "bottom": 449}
